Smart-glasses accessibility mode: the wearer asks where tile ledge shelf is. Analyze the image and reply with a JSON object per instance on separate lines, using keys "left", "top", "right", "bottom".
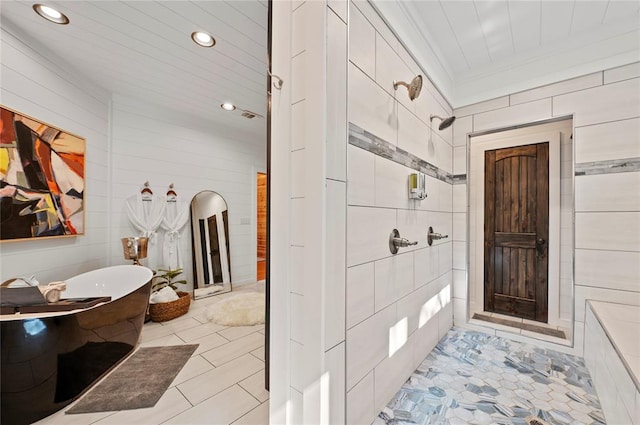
{"left": 587, "top": 300, "right": 640, "bottom": 392}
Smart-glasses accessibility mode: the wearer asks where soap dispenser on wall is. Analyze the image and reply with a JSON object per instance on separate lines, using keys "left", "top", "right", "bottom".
{"left": 408, "top": 172, "right": 426, "bottom": 200}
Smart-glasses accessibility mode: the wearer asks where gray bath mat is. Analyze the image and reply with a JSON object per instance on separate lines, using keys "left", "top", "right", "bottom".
{"left": 66, "top": 344, "right": 197, "bottom": 414}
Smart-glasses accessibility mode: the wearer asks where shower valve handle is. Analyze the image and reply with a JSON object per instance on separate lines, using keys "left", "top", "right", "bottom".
{"left": 393, "top": 237, "right": 418, "bottom": 248}
{"left": 389, "top": 229, "right": 417, "bottom": 254}
{"left": 427, "top": 226, "right": 449, "bottom": 246}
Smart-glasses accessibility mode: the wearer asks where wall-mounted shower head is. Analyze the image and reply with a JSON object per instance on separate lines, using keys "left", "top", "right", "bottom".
{"left": 430, "top": 114, "right": 456, "bottom": 130}
{"left": 393, "top": 75, "right": 423, "bottom": 101}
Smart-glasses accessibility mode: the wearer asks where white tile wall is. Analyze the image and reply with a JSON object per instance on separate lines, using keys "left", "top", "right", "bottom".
{"left": 473, "top": 98, "right": 552, "bottom": 132}
{"left": 575, "top": 249, "right": 640, "bottom": 292}
{"left": 325, "top": 342, "right": 346, "bottom": 425}
{"left": 574, "top": 118, "right": 640, "bottom": 163}
{"left": 575, "top": 212, "right": 640, "bottom": 251}
{"left": 348, "top": 63, "right": 397, "bottom": 145}
{"left": 374, "top": 253, "right": 414, "bottom": 312}
{"left": 347, "top": 262, "right": 375, "bottom": 329}
{"left": 455, "top": 96, "right": 509, "bottom": 118}
{"left": 414, "top": 246, "right": 439, "bottom": 288}
{"left": 348, "top": 4, "right": 376, "bottom": 78}
{"left": 346, "top": 371, "right": 374, "bottom": 425}
{"left": 509, "top": 72, "right": 602, "bottom": 106}
{"left": 553, "top": 78, "right": 640, "bottom": 127}
{"left": 346, "top": 303, "right": 396, "bottom": 390}
{"left": 328, "top": 0, "right": 347, "bottom": 23}
{"left": 453, "top": 115, "right": 472, "bottom": 147}
{"left": 344, "top": 4, "right": 456, "bottom": 420}
{"left": 291, "top": 101, "right": 306, "bottom": 151}
{"left": 327, "top": 8, "right": 348, "bottom": 182}
{"left": 373, "top": 337, "right": 415, "bottom": 414}
{"left": 350, "top": 1, "right": 399, "bottom": 54}
{"left": 374, "top": 155, "right": 413, "bottom": 209}
{"left": 584, "top": 303, "right": 639, "bottom": 424}
{"left": 604, "top": 62, "right": 640, "bottom": 84}
{"left": 325, "top": 180, "right": 347, "bottom": 349}
{"left": 575, "top": 172, "right": 640, "bottom": 212}
{"left": 376, "top": 33, "right": 414, "bottom": 113}
{"left": 453, "top": 147, "right": 466, "bottom": 175}
{"left": 347, "top": 206, "right": 396, "bottom": 266}
{"left": 397, "top": 104, "right": 429, "bottom": 161}
{"left": 347, "top": 145, "right": 376, "bottom": 206}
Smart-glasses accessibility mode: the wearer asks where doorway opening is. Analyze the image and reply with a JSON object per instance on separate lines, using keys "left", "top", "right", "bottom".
{"left": 467, "top": 118, "right": 574, "bottom": 342}
{"left": 257, "top": 172, "right": 267, "bottom": 282}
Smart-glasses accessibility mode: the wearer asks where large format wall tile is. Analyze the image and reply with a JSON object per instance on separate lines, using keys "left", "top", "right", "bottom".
{"left": 348, "top": 64, "right": 397, "bottom": 146}
{"left": 473, "top": 98, "right": 552, "bottom": 132}
{"left": 397, "top": 104, "right": 428, "bottom": 162}
{"left": 347, "top": 206, "right": 396, "bottom": 266}
{"left": 575, "top": 118, "right": 640, "bottom": 163}
{"left": 374, "top": 154, "right": 412, "bottom": 209}
{"left": 327, "top": 9, "right": 347, "bottom": 182}
{"left": 348, "top": 145, "right": 375, "bottom": 206}
{"left": 347, "top": 262, "right": 375, "bottom": 329}
{"left": 374, "top": 253, "right": 415, "bottom": 312}
{"left": 348, "top": 5, "right": 375, "bottom": 78}
{"left": 346, "top": 303, "right": 397, "bottom": 390}
{"left": 576, "top": 212, "right": 640, "bottom": 252}
{"left": 414, "top": 246, "right": 439, "bottom": 288}
{"left": 455, "top": 96, "right": 509, "bottom": 118}
{"left": 376, "top": 32, "right": 415, "bottom": 113}
{"left": 346, "top": 371, "right": 374, "bottom": 425}
{"left": 452, "top": 115, "right": 472, "bottom": 147}
{"left": 604, "top": 62, "right": 640, "bottom": 84}
{"left": 575, "top": 172, "right": 640, "bottom": 212}
{"left": 575, "top": 249, "right": 640, "bottom": 292}
{"left": 326, "top": 180, "right": 347, "bottom": 349}
{"left": 553, "top": 78, "right": 640, "bottom": 127}
{"left": 510, "top": 72, "right": 602, "bottom": 105}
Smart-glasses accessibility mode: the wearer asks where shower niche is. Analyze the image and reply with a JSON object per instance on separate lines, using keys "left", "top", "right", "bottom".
{"left": 190, "top": 190, "right": 232, "bottom": 299}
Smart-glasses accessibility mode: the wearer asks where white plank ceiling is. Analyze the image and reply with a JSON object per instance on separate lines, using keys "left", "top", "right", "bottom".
{"left": 0, "top": 1, "right": 268, "bottom": 139}
{"left": 373, "top": 0, "right": 640, "bottom": 106}
{"left": 399, "top": 0, "right": 639, "bottom": 73}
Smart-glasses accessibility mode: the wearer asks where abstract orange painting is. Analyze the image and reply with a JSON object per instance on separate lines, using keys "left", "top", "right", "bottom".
{"left": 1, "top": 106, "right": 85, "bottom": 241}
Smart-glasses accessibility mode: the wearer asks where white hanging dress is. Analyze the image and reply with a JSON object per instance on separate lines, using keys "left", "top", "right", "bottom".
{"left": 125, "top": 192, "right": 166, "bottom": 269}
{"left": 161, "top": 194, "right": 189, "bottom": 270}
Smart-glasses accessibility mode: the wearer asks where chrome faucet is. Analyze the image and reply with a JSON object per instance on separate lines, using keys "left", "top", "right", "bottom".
{"left": 389, "top": 229, "right": 418, "bottom": 254}
{"left": 427, "top": 226, "right": 448, "bottom": 246}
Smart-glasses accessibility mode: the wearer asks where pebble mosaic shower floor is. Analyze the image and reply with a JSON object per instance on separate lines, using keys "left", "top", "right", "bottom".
{"left": 376, "top": 328, "right": 606, "bottom": 425}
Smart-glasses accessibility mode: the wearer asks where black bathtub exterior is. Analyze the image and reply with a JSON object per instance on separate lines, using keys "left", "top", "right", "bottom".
{"left": 0, "top": 280, "right": 152, "bottom": 425}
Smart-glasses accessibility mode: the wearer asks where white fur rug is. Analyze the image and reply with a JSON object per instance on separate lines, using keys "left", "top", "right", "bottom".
{"left": 205, "top": 292, "right": 265, "bottom": 326}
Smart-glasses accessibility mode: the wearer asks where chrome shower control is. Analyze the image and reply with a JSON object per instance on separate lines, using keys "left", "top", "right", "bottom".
{"left": 389, "top": 229, "right": 418, "bottom": 254}
{"left": 427, "top": 226, "right": 449, "bottom": 246}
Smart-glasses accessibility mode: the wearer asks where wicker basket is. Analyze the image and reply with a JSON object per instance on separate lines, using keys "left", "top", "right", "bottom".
{"left": 149, "top": 291, "right": 191, "bottom": 322}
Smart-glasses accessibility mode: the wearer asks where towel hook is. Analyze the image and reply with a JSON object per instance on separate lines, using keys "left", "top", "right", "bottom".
{"left": 267, "top": 69, "right": 283, "bottom": 90}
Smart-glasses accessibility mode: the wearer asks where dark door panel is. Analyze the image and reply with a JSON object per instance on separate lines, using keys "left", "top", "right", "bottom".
{"left": 484, "top": 142, "right": 549, "bottom": 322}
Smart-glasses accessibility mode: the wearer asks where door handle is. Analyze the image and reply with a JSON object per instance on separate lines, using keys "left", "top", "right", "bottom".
{"left": 536, "top": 238, "right": 546, "bottom": 254}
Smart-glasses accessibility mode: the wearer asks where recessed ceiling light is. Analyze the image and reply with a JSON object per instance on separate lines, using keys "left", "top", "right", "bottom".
{"left": 33, "top": 4, "right": 69, "bottom": 25}
{"left": 191, "top": 31, "right": 215, "bottom": 48}
{"left": 221, "top": 103, "right": 236, "bottom": 111}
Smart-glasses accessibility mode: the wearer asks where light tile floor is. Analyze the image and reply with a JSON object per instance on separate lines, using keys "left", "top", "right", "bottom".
{"left": 35, "top": 283, "right": 268, "bottom": 425}
{"left": 377, "top": 328, "right": 606, "bottom": 425}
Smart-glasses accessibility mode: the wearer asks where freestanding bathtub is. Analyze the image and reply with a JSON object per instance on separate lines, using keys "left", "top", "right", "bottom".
{"left": 0, "top": 265, "right": 153, "bottom": 425}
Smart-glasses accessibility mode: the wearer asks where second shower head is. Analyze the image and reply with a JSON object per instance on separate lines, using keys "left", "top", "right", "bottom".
{"left": 393, "top": 75, "right": 423, "bottom": 101}
{"left": 430, "top": 114, "right": 456, "bottom": 131}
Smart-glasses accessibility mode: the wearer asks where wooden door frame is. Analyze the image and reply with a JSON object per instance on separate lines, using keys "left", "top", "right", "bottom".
{"left": 469, "top": 130, "right": 561, "bottom": 326}
{"left": 252, "top": 167, "right": 267, "bottom": 282}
